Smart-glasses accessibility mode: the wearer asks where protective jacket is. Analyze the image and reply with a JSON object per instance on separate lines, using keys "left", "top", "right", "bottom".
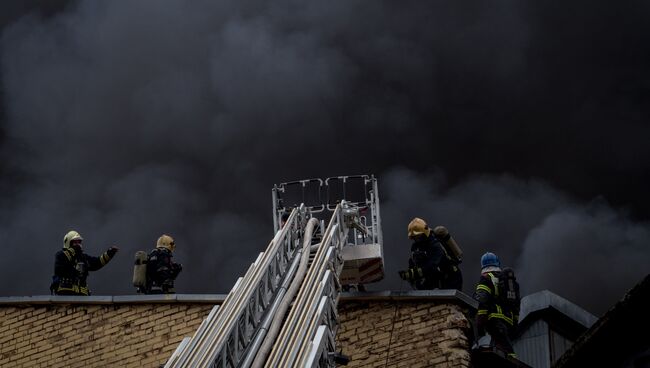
{"left": 409, "top": 234, "right": 462, "bottom": 290}
{"left": 474, "top": 270, "right": 519, "bottom": 327}
{"left": 145, "top": 248, "right": 182, "bottom": 294}
{"left": 51, "top": 247, "right": 115, "bottom": 296}
{"left": 473, "top": 269, "right": 519, "bottom": 357}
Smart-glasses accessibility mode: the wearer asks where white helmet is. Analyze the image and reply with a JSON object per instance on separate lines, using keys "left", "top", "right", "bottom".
{"left": 63, "top": 230, "right": 83, "bottom": 249}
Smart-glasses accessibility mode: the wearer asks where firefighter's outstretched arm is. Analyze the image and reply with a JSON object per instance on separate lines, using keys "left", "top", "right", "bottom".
{"left": 87, "top": 246, "right": 119, "bottom": 271}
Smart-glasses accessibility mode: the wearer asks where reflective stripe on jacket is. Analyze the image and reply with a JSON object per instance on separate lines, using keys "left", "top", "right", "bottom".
{"left": 474, "top": 271, "right": 515, "bottom": 326}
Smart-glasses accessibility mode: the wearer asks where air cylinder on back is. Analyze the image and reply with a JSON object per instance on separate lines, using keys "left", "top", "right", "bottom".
{"left": 133, "top": 251, "right": 148, "bottom": 288}
{"left": 433, "top": 226, "right": 463, "bottom": 262}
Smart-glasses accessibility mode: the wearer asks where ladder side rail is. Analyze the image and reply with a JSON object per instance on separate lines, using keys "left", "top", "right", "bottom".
{"left": 210, "top": 254, "right": 267, "bottom": 365}
{"left": 273, "top": 205, "right": 347, "bottom": 367}
{"left": 371, "top": 177, "right": 383, "bottom": 246}
{"left": 164, "top": 337, "right": 192, "bottom": 368}
{"left": 266, "top": 207, "right": 340, "bottom": 367}
{"left": 198, "top": 210, "right": 302, "bottom": 367}
{"left": 299, "top": 202, "right": 355, "bottom": 367}
{"left": 296, "top": 296, "right": 330, "bottom": 367}
{"left": 164, "top": 305, "right": 220, "bottom": 368}
{"left": 294, "top": 274, "right": 337, "bottom": 366}
{"left": 239, "top": 252, "right": 302, "bottom": 367}
{"left": 172, "top": 266, "right": 254, "bottom": 367}
{"left": 246, "top": 218, "right": 321, "bottom": 368}
{"left": 306, "top": 325, "right": 336, "bottom": 368}
{"left": 198, "top": 254, "right": 274, "bottom": 367}
{"left": 176, "top": 259, "right": 259, "bottom": 367}
{"left": 176, "top": 207, "right": 303, "bottom": 367}
{"left": 296, "top": 251, "right": 342, "bottom": 367}
{"left": 276, "top": 259, "right": 334, "bottom": 368}
{"left": 300, "top": 272, "right": 340, "bottom": 367}
{"left": 302, "top": 312, "right": 337, "bottom": 368}
{"left": 265, "top": 207, "right": 342, "bottom": 365}
{"left": 267, "top": 245, "right": 332, "bottom": 367}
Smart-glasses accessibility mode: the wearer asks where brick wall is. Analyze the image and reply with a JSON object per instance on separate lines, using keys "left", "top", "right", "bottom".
{"left": 0, "top": 302, "right": 213, "bottom": 368}
{"left": 337, "top": 300, "right": 472, "bottom": 368}
{"left": 0, "top": 292, "right": 475, "bottom": 368}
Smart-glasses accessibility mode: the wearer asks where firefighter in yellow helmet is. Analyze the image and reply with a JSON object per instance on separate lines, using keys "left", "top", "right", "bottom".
{"left": 144, "top": 234, "right": 182, "bottom": 294}
{"left": 398, "top": 218, "right": 463, "bottom": 290}
{"left": 50, "top": 230, "right": 119, "bottom": 296}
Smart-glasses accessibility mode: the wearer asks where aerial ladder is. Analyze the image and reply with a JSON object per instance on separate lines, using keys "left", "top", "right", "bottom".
{"left": 165, "top": 175, "right": 385, "bottom": 367}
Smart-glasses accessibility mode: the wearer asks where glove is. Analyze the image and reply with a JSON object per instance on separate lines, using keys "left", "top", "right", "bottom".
{"left": 107, "top": 246, "right": 119, "bottom": 257}
{"left": 398, "top": 267, "right": 423, "bottom": 281}
{"left": 50, "top": 276, "right": 60, "bottom": 295}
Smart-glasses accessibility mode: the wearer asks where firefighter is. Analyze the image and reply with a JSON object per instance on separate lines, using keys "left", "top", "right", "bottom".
{"left": 280, "top": 212, "right": 290, "bottom": 228}
{"left": 398, "top": 217, "right": 463, "bottom": 290}
{"left": 473, "top": 252, "right": 520, "bottom": 359}
{"left": 145, "top": 234, "right": 182, "bottom": 294}
{"left": 51, "top": 230, "right": 119, "bottom": 296}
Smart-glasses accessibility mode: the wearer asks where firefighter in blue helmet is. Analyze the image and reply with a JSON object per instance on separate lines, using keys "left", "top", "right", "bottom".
{"left": 473, "top": 252, "right": 521, "bottom": 359}
{"left": 398, "top": 218, "right": 463, "bottom": 290}
{"left": 51, "top": 230, "right": 119, "bottom": 296}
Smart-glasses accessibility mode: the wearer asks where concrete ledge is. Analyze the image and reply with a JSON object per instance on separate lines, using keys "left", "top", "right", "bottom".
{"left": 0, "top": 294, "right": 227, "bottom": 306}
{"left": 112, "top": 294, "right": 227, "bottom": 304}
{"left": 0, "top": 291, "right": 476, "bottom": 309}
{"left": 113, "top": 294, "right": 181, "bottom": 303}
{"left": 52, "top": 296, "right": 114, "bottom": 304}
{"left": 0, "top": 296, "right": 54, "bottom": 305}
{"left": 176, "top": 294, "right": 227, "bottom": 303}
{"left": 340, "top": 289, "right": 478, "bottom": 310}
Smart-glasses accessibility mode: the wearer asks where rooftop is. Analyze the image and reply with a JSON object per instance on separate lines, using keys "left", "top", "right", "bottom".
{"left": 553, "top": 274, "right": 650, "bottom": 368}
{"left": 0, "top": 289, "right": 478, "bottom": 309}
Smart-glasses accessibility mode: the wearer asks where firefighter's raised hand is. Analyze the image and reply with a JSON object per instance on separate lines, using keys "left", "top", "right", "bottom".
{"left": 107, "top": 246, "right": 119, "bottom": 257}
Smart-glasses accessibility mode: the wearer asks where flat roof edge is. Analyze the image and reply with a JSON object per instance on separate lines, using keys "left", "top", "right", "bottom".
{"left": 0, "top": 290, "right": 477, "bottom": 309}
{"left": 0, "top": 294, "right": 228, "bottom": 305}
{"left": 339, "top": 290, "right": 478, "bottom": 310}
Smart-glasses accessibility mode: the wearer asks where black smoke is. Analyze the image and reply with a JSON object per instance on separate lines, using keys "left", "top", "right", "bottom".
{"left": 1, "top": 1, "right": 649, "bottom": 316}
{"left": 379, "top": 169, "right": 649, "bottom": 315}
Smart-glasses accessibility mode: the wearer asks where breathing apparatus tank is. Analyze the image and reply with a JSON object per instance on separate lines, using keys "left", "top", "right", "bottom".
{"left": 133, "top": 251, "right": 148, "bottom": 289}
{"left": 433, "top": 226, "right": 463, "bottom": 263}
{"left": 501, "top": 267, "right": 520, "bottom": 311}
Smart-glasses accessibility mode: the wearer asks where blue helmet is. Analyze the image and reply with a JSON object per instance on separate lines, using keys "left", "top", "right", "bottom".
{"left": 480, "top": 252, "right": 500, "bottom": 268}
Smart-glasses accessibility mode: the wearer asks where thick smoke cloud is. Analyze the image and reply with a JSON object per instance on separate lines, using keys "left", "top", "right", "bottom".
{"left": 377, "top": 169, "right": 649, "bottom": 315}
{"left": 0, "top": 1, "right": 649, "bottom": 316}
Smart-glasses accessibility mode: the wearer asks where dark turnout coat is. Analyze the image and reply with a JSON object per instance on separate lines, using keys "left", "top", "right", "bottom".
{"left": 145, "top": 247, "right": 182, "bottom": 294}
{"left": 409, "top": 234, "right": 462, "bottom": 290}
{"left": 51, "top": 247, "right": 114, "bottom": 296}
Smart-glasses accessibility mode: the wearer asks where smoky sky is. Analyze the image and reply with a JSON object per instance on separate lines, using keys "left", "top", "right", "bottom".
{"left": 0, "top": 1, "right": 649, "bottom": 316}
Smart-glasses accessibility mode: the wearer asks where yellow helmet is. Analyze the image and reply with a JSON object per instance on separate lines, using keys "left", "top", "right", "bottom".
{"left": 63, "top": 230, "right": 83, "bottom": 249}
{"left": 157, "top": 234, "right": 175, "bottom": 252}
{"left": 407, "top": 218, "right": 431, "bottom": 239}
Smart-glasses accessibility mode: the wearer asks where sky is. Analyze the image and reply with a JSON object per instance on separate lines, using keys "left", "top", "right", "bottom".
{"left": 0, "top": 0, "right": 648, "bottom": 316}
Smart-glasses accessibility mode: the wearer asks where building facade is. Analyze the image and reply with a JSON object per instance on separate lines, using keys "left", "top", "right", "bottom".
{"left": 0, "top": 290, "right": 476, "bottom": 368}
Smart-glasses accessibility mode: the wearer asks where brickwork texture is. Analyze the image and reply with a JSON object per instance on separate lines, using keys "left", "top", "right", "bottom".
{"left": 0, "top": 303, "right": 213, "bottom": 368}
{"left": 1, "top": 300, "right": 471, "bottom": 367}
{"left": 336, "top": 301, "right": 472, "bottom": 368}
